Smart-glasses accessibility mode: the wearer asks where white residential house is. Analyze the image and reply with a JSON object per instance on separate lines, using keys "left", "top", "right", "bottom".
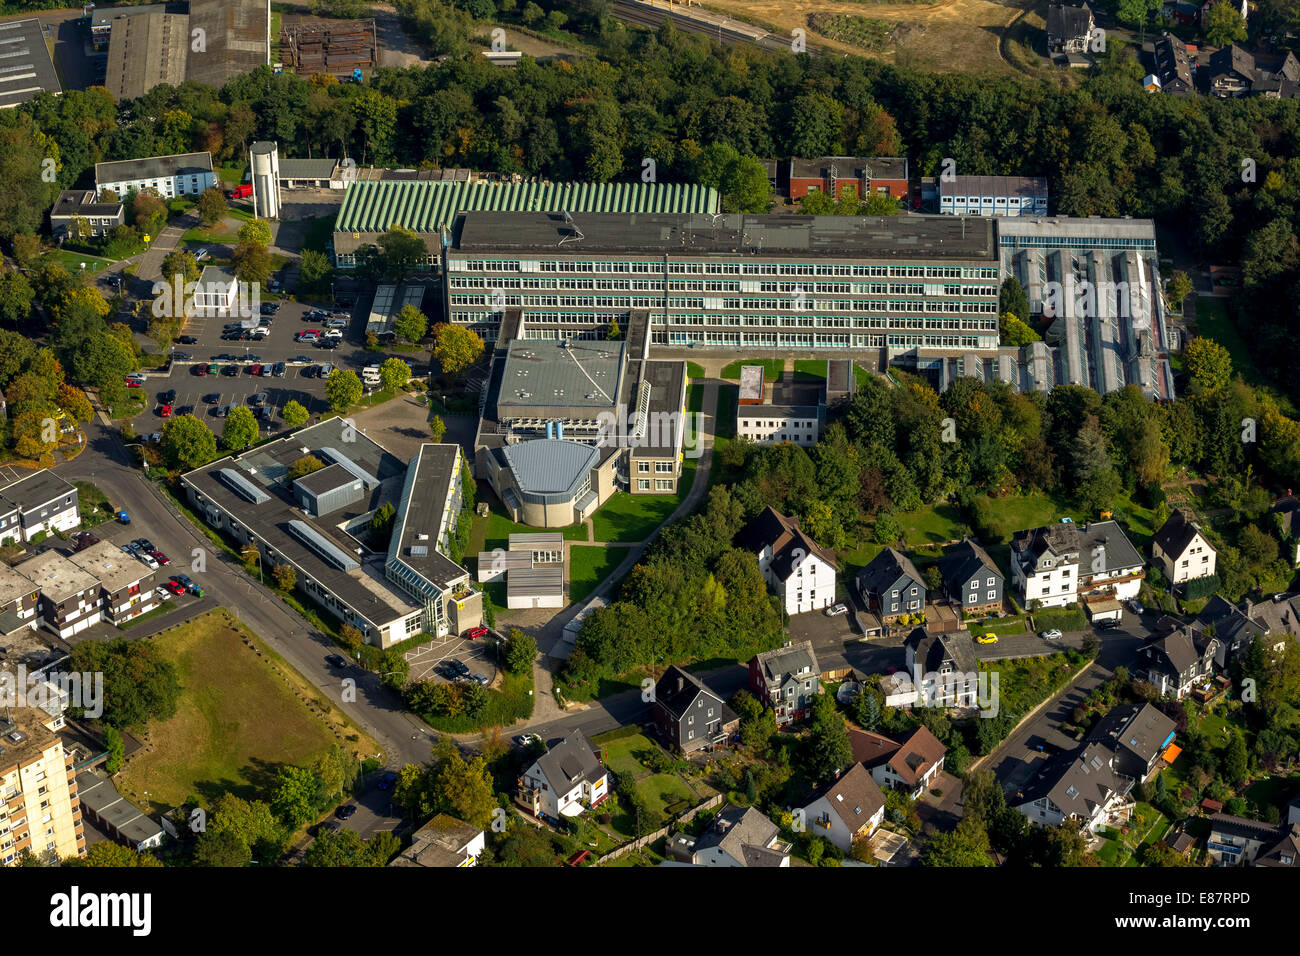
{"left": 738, "top": 506, "right": 838, "bottom": 615}
{"left": 1013, "top": 743, "right": 1135, "bottom": 834}
{"left": 1151, "top": 509, "right": 1216, "bottom": 585}
{"left": 799, "top": 763, "right": 886, "bottom": 854}
{"left": 517, "top": 731, "right": 609, "bottom": 821}
{"left": 692, "top": 806, "right": 792, "bottom": 867}
{"left": 1011, "top": 520, "right": 1145, "bottom": 609}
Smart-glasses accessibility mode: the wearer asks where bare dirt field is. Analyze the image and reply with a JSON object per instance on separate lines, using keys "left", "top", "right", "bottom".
{"left": 702, "top": 0, "right": 1038, "bottom": 75}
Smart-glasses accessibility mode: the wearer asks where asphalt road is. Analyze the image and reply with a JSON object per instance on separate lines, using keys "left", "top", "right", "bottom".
{"left": 60, "top": 422, "right": 438, "bottom": 768}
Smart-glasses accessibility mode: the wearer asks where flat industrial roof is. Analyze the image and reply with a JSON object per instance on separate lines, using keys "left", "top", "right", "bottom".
{"left": 497, "top": 338, "right": 625, "bottom": 413}
{"left": 96, "top": 151, "right": 214, "bottom": 185}
{"left": 451, "top": 211, "right": 999, "bottom": 260}
{"left": 0, "top": 564, "right": 37, "bottom": 607}
{"left": 0, "top": 19, "right": 62, "bottom": 110}
{"left": 942, "top": 175, "right": 1048, "bottom": 198}
{"left": 388, "top": 443, "right": 466, "bottom": 590}
{"left": 104, "top": 11, "right": 189, "bottom": 103}
{"left": 185, "top": 0, "right": 269, "bottom": 88}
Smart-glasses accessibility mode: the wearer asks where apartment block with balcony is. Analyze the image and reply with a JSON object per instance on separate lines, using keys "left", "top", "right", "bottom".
{"left": 0, "top": 707, "right": 86, "bottom": 866}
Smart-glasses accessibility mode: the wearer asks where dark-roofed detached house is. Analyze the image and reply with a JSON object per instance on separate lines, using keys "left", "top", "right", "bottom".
{"left": 1272, "top": 495, "right": 1300, "bottom": 567}
{"left": 738, "top": 506, "right": 838, "bottom": 615}
{"left": 1206, "top": 813, "right": 1283, "bottom": 865}
{"left": 1086, "top": 702, "right": 1176, "bottom": 782}
{"left": 749, "top": 640, "right": 820, "bottom": 726}
{"left": 1152, "top": 34, "right": 1195, "bottom": 95}
{"left": 517, "top": 730, "right": 609, "bottom": 822}
{"left": 903, "top": 627, "right": 979, "bottom": 708}
{"left": 1257, "top": 824, "right": 1300, "bottom": 868}
{"left": 1151, "top": 509, "right": 1216, "bottom": 586}
{"left": 1013, "top": 743, "right": 1134, "bottom": 833}
{"left": 1138, "top": 625, "right": 1218, "bottom": 699}
{"left": 938, "top": 538, "right": 1003, "bottom": 616}
{"left": 856, "top": 547, "right": 926, "bottom": 624}
{"left": 652, "top": 665, "right": 740, "bottom": 754}
{"left": 1046, "top": 3, "right": 1095, "bottom": 53}
{"left": 797, "top": 763, "right": 886, "bottom": 853}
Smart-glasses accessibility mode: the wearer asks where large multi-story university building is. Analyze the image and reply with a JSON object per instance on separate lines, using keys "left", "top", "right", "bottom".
{"left": 445, "top": 211, "right": 1003, "bottom": 352}
{"left": 0, "top": 707, "right": 86, "bottom": 866}
{"left": 181, "top": 418, "right": 480, "bottom": 648}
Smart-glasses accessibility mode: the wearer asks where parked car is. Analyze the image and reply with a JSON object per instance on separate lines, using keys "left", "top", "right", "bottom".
{"left": 173, "top": 574, "right": 202, "bottom": 596}
{"left": 317, "top": 339, "right": 340, "bottom": 350}
{"left": 125, "top": 376, "right": 144, "bottom": 388}
{"left": 171, "top": 351, "right": 191, "bottom": 361}
{"left": 118, "top": 510, "right": 131, "bottom": 524}
{"left": 377, "top": 772, "right": 397, "bottom": 791}
{"left": 249, "top": 392, "right": 269, "bottom": 406}
{"left": 249, "top": 364, "right": 263, "bottom": 377}
{"left": 268, "top": 278, "right": 282, "bottom": 293}
{"left": 271, "top": 362, "right": 286, "bottom": 377}
{"left": 193, "top": 364, "right": 209, "bottom": 376}
{"left": 324, "top": 328, "right": 343, "bottom": 339}
{"left": 202, "top": 393, "right": 221, "bottom": 404}
{"left": 158, "top": 403, "right": 173, "bottom": 418}
{"left": 136, "top": 552, "right": 160, "bottom": 571}
{"left": 165, "top": 580, "right": 186, "bottom": 596}
{"left": 824, "top": 603, "right": 848, "bottom": 616}
{"left": 325, "top": 654, "right": 348, "bottom": 668}
{"left": 465, "top": 625, "right": 489, "bottom": 640}
{"left": 317, "top": 364, "right": 334, "bottom": 378}
{"left": 447, "top": 659, "right": 471, "bottom": 679}
{"left": 222, "top": 365, "right": 240, "bottom": 377}
{"left": 976, "top": 632, "right": 999, "bottom": 645}
{"left": 1041, "top": 629, "right": 1064, "bottom": 640}
{"left": 72, "top": 532, "right": 100, "bottom": 551}
{"left": 258, "top": 406, "right": 275, "bottom": 423}
{"left": 513, "top": 734, "right": 540, "bottom": 748}
{"left": 335, "top": 804, "right": 358, "bottom": 820}
{"left": 1126, "top": 599, "right": 1144, "bottom": 615}
{"left": 1095, "top": 618, "right": 1122, "bottom": 631}
{"left": 155, "top": 586, "right": 172, "bottom": 603}
{"left": 472, "top": 673, "right": 489, "bottom": 687}
{"left": 194, "top": 248, "right": 210, "bottom": 261}
{"left": 206, "top": 363, "right": 221, "bottom": 375}
{"left": 134, "top": 538, "right": 155, "bottom": 552}
{"left": 213, "top": 404, "right": 232, "bottom": 418}
{"left": 149, "top": 550, "right": 170, "bottom": 566}
{"left": 178, "top": 335, "right": 199, "bottom": 345}
{"left": 326, "top": 318, "right": 347, "bottom": 329}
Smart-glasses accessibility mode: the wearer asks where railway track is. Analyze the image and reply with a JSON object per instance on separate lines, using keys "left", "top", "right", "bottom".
{"left": 611, "top": 0, "right": 809, "bottom": 54}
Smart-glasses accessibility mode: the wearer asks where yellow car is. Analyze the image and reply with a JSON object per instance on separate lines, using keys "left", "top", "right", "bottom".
{"left": 976, "top": 632, "right": 999, "bottom": 645}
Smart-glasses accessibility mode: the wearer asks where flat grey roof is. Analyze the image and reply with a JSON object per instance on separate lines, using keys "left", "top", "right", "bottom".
{"left": 509, "top": 566, "right": 565, "bottom": 598}
{"left": 388, "top": 443, "right": 466, "bottom": 590}
{"left": 13, "top": 551, "right": 99, "bottom": 603}
{"left": 70, "top": 540, "right": 151, "bottom": 594}
{"left": 0, "top": 564, "right": 37, "bottom": 607}
{"left": 790, "top": 156, "right": 908, "bottom": 182}
{"left": 294, "top": 462, "right": 357, "bottom": 498}
{"left": 452, "top": 212, "right": 998, "bottom": 261}
{"left": 281, "top": 158, "right": 339, "bottom": 179}
{"left": 942, "top": 175, "right": 1048, "bottom": 198}
{"left": 185, "top": 0, "right": 269, "bottom": 88}
{"left": 96, "top": 151, "right": 214, "bottom": 185}
{"left": 737, "top": 404, "right": 822, "bottom": 419}
{"left": 51, "top": 190, "right": 124, "bottom": 219}
{"left": 496, "top": 338, "right": 625, "bottom": 412}
{"left": 0, "top": 19, "right": 62, "bottom": 109}
{"left": 92, "top": 4, "right": 169, "bottom": 28}
{"left": 739, "top": 365, "right": 764, "bottom": 401}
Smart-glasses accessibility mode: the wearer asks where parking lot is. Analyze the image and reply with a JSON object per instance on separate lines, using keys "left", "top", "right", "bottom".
{"left": 126, "top": 290, "right": 433, "bottom": 437}
{"left": 404, "top": 631, "right": 500, "bottom": 686}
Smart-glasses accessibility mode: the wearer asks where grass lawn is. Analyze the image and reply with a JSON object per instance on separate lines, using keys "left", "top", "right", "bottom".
{"left": 115, "top": 611, "right": 357, "bottom": 810}
{"left": 853, "top": 363, "right": 873, "bottom": 388}
{"left": 74, "top": 481, "right": 115, "bottom": 527}
{"left": 720, "top": 358, "right": 783, "bottom": 381}
{"left": 793, "top": 359, "right": 828, "bottom": 380}
{"left": 568, "top": 546, "right": 625, "bottom": 604}
{"left": 590, "top": 490, "right": 679, "bottom": 543}
{"left": 896, "top": 502, "right": 969, "bottom": 547}
{"left": 687, "top": 383, "right": 704, "bottom": 414}
{"left": 51, "top": 250, "right": 114, "bottom": 275}
{"left": 117, "top": 600, "right": 176, "bottom": 631}
{"left": 978, "top": 614, "right": 1029, "bottom": 636}
{"left": 217, "top": 162, "right": 248, "bottom": 187}
{"left": 976, "top": 494, "right": 1066, "bottom": 547}
{"left": 686, "top": 361, "right": 705, "bottom": 380}
{"left": 1030, "top": 605, "right": 1089, "bottom": 633}
{"left": 478, "top": 509, "right": 587, "bottom": 552}
{"left": 598, "top": 733, "right": 657, "bottom": 777}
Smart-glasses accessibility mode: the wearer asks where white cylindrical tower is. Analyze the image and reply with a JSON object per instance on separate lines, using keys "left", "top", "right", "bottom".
{"left": 250, "top": 140, "right": 281, "bottom": 220}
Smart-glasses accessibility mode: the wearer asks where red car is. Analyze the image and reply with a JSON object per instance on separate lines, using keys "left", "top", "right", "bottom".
{"left": 125, "top": 378, "right": 144, "bottom": 388}
{"left": 149, "top": 549, "right": 171, "bottom": 566}
{"left": 159, "top": 403, "right": 173, "bottom": 418}
{"left": 466, "top": 625, "right": 489, "bottom": 641}
{"left": 164, "top": 579, "right": 185, "bottom": 595}
{"left": 249, "top": 364, "right": 263, "bottom": 376}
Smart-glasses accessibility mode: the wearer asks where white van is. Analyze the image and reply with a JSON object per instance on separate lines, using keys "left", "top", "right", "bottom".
{"left": 362, "top": 365, "right": 382, "bottom": 386}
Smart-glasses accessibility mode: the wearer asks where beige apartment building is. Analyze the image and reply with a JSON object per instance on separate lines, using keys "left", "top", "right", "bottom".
{"left": 0, "top": 707, "right": 86, "bottom": 865}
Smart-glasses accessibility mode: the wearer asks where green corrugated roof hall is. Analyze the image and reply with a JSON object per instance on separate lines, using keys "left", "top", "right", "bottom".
{"left": 334, "top": 179, "right": 720, "bottom": 236}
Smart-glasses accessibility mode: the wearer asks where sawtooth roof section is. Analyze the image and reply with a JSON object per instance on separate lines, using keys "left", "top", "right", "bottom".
{"left": 335, "top": 179, "right": 720, "bottom": 235}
